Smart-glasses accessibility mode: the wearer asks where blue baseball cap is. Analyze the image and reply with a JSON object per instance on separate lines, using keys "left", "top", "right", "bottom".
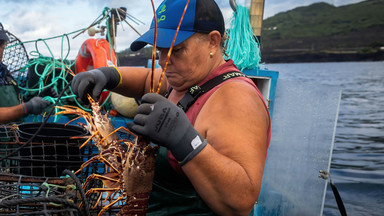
{"left": 130, "top": 0, "right": 224, "bottom": 51}
{"left": 0, "top": 22, "right": 9, "bottom": 41}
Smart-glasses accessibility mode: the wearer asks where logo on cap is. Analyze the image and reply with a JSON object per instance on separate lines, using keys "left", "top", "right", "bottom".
{"left": 157, "top": 4, "right": 167, "bottom": 23}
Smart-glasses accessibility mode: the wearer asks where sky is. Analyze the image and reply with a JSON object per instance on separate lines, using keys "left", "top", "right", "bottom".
{"left": 0, "top": 0, "right": 364, "bottom": 60}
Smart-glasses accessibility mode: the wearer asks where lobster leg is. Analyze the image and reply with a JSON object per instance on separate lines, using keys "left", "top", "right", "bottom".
{"left": 82, "top": 173, "right": 119, "bottom": 190}
{"left": 98, "top": 195, "right": 125, "bottom": 216}
{"left": 63, "top": 115, "right": 83, "bottom": 126}
{"left": 74, "top": 154, "right": 104, "bottom": 175}
{"left": 84, "top": 187, "right": 121, "bottom": 209}
{"left": 75, "top": 151, "right": 121, "bottom": 175}
{"left": 79, "top": 131, "right": 100, "bottom": 149}
{"left": 99, "top": 126, "right": 137, "bottom": 144}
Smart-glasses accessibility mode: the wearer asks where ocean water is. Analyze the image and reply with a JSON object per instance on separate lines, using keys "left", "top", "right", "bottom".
{"left": 263, "top": 61, "right": 384, "bottom": 216}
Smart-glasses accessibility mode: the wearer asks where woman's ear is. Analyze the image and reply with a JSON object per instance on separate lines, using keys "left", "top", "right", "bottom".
{"left": 208, "top": 30, "right": 221, "bottom": 51}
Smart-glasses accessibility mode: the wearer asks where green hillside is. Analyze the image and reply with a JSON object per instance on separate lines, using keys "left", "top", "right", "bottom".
{"left": 261, "top": 0, "right": 384, "bottom": 62}
{"left": 117, "top": 0, "right": 384, "bottom": 65}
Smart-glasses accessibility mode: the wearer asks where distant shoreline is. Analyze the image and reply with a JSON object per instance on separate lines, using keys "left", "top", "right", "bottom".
{"left": 117, "top": 51, "right": 384, "bottom": 67}
{"left": 261, "top": 50, "right": 384, "bottom": 64}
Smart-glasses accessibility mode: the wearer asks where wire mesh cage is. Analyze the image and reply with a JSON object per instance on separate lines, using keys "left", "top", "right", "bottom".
{"left": 0, "top": 123, "right": 99, "bottom": 178}
{"left": 0, "top": 173, "right": 82, "bottom": 216}
{"left": 0, "top": 123, "right": 133, "bottom": 215}
{"left": 0, "top": 172, "right": 123, "bottom": 216}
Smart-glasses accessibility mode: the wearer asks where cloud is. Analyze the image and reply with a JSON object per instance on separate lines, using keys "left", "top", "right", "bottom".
{"left": 0, "top": 0, "right": 365, "bottom": 60}
{"left": 0, "top": 0, "right": 169, "bottom": 59}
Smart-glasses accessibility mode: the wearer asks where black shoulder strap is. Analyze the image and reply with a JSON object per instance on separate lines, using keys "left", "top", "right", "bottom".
{"left": 166, "top": 71, "right": 247, "bottom": 112}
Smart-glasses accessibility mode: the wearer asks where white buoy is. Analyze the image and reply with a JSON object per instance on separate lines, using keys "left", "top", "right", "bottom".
{"left": 110, "top": 92, "right": 138, "bottom": 118}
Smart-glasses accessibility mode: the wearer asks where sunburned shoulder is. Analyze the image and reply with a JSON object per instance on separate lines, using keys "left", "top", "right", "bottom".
{"left": 194, "top": 79, "right": 269, "bottom": 155}
{"left": 209, "top": 80, "right": 265, "bottom": 108}
{"left": 196, "top": 80, "right": 269, "bottom": 127}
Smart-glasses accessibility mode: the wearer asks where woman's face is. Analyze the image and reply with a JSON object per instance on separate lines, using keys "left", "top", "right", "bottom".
{"left": 158, "top": 33, "right": 213, "bottom": 91}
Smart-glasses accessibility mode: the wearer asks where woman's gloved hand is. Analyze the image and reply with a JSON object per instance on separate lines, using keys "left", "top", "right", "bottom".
{"left": 39, "top": 87, "right": 59, "bottom": 98}
{"left": 24, "top": 97, "right": 51, "bottom": 115}
{"left": 127, "top": 93, "right": 207, "bottom": 165}
{"left": 71, "top": 67, "right": 121, "bottom": 103}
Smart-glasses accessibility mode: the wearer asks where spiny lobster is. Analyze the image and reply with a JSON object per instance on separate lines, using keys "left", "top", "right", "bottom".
{"left": 56, "top": 95, "right": 158, "bottom": 216}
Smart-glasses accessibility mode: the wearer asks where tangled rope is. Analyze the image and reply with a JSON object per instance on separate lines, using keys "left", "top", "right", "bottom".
{"left": 62, "top": 169, "right": 91, "bottom": 216}
{"left": 0, "top": 197, "right": 82, "bottom": 215}
{"left": 225, "top": 4, "right": 261, "bottom": 71}
{"left": 3, "top": 6, "right": 141, "bottom": 116}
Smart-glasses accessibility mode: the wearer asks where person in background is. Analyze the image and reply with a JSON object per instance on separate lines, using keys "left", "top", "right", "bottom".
{"left": 71, "top": 0, "right": 271, "bottom": 215}
{"left": 0, "top": 22, "right": 51, "bottom": 124}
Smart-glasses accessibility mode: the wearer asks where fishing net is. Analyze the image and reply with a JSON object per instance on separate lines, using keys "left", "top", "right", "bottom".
{"left": 2, "top": 29, "right": 78, "bottom": 112}
{"left": 13, "top": 7, "right": 142, "bottom": 114}
{"left": 1, "top": 7, "right": 144, "bottom": 117}
{"left": 2, "top": 31, "right": 29, "bottom": 74}
{"left": 225, "top": 4, "right": 261, "bottom": 71}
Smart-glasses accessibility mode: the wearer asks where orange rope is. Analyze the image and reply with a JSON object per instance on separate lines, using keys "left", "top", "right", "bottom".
{"left": 156, "top": 0, "right": 190, "bottom": 94}
{"left": 150, "top": 0, "right": 158, "bottom": 93}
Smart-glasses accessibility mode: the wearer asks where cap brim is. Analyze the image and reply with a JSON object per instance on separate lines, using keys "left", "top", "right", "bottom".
{"left": 130, "top": 28, "right": 194, "bottom": 51}
{"left": 0, "top": 32, "right": 9, "bottom": 41}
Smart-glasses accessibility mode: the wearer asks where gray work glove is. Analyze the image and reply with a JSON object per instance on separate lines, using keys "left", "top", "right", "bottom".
{"left": 24, "top": 97, "right": 51, "bottom": 115}
{"left": 39, "top": 87, "right": 59, "bottom": 98}
{"left": 127, "top": 93, "right": 207, "bottom": 165}
{"left": 71, "top": 67, "right": 121, "bottom": 103}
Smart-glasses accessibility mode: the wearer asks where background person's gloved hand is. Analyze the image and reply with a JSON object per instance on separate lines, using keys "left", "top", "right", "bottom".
{"left": 127, "top": 93, "right": 207, "bottom": 165}
{"left": 71, "top": 67, "right": 121, "bottom": 103}
{"left": 39, "top": 87, "right": 59, "bottom": 98}
{"left": 24, "top": 97, "right": 51, "bottom": 115}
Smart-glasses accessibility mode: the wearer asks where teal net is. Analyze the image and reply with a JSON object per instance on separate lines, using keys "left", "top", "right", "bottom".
{"left": 225, "top": 4, "right": 261, "bottom": 71}
{"left": 3, "top": 7, "right": 134, "bottom": 119}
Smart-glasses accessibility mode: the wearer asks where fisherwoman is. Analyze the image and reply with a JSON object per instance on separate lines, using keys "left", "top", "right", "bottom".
{"left": 71, "top": 0, "right": 271, "bottom": 215}
{"left": 0, "top": 22, "right": 52, "bottom": 123}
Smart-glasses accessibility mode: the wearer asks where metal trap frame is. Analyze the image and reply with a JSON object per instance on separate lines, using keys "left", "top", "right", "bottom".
{"left": 0, "top": 124, "right": 104, "bottom": 178}
{"left": 0, "top": 173, "right": 81, "bottom": 216}
{"left": 0, "top": 173, "right": 123, "bottom": 216}
{"left": 0, "top": 124, "right": 132, "bottom": 215}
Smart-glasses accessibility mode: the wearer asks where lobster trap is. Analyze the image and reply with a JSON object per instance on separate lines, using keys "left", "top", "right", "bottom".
{"left": 0, "top": 173, "right": 82, "bottom": 216}
{"left": 0, "top": 172, "right": 123, "bottom": 216}
{"left": 0, "top": 122, "right": 132, "bottom": 215}
{"left": 0, "top": 123, "right": 95, "bottom": 178}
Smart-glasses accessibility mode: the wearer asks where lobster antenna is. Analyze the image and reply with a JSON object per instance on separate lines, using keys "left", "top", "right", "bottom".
{"left": 150, "top": 0, "right": 158, "bottom": 93}
{"left": 156, "top": 0, "right": 191, "bottom": 94}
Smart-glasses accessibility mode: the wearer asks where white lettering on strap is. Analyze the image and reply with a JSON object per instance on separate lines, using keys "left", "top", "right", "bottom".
{"left": 191, "top": 135, "right": 202, "bottom": 149}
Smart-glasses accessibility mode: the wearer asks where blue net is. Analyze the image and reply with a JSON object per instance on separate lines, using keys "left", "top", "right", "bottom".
{"left": 225, "top": 4, "right": 261, "bottom": 71}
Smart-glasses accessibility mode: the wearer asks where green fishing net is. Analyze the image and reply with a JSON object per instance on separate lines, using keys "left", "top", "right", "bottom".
{"left": 225, "top": 4, "right": 261, "bottom": 71}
